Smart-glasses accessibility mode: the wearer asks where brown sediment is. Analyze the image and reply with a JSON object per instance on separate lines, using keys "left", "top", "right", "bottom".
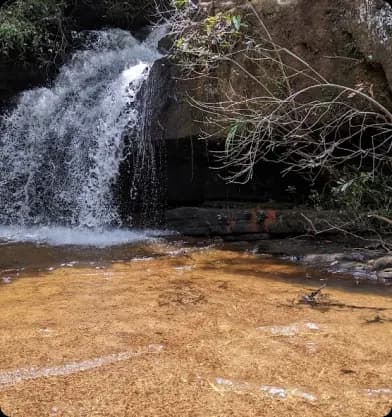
{"left": 0, "top": 247, "right": 391, "bottom": 416}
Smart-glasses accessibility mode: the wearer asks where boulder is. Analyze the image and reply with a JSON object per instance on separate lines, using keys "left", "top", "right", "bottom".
{"left": 373, "top": 256, "right": 392, "bottom": 270}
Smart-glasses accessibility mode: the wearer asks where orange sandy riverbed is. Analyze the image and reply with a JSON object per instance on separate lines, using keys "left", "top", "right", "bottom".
{"left": 0, "top": 243, "right": 391, "bottom": 416}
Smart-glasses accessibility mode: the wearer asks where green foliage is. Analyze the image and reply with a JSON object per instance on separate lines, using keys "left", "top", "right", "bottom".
{"left": 231, "top": 15, "right": 242, "bottom": 31}
{"left": 0, "top": 0, "right": 159, "bottom": 66}
{"left": 225, "top": 121, "right": 248, "bottom": 150}
{"left": 174, "top": 0, "right": 189, "bottom": 9}
{"left": 330, "top": 170, "right": 392, "bottom": 214}
{"left": 173, "top": 11, "right": 246, "bottom": 65}
{"left": 0, "top": 0, "right": 66, "bottom": 64}
{"left": 310, "top": 168, "right": 392, "bottom": 225}
{"left": 203, "top": 12, "right": 244, "bottom": 49}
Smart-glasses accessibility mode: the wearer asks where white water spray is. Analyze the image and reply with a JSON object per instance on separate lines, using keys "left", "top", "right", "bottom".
{"left": 0, "top": 29, "right": 165, "bottom": 244}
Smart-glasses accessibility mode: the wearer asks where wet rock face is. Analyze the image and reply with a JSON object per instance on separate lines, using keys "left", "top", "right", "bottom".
{"left": 352, "top": 0, "right": 392, "bottom": 90}
{"left": 164, "top": 0, "right": 392, "bottom": 140}
{"left": 165, "top": 207, "right": 356, "bottom": 237}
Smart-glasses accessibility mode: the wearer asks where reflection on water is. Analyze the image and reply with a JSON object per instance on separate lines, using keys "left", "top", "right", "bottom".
{"left": 0, "top": 226, "right": 175, "bottom": 282}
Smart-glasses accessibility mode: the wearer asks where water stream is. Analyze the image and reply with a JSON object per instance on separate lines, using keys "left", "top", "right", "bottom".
{"left": 0, "top": 242, "right": 391, "bottom": 417}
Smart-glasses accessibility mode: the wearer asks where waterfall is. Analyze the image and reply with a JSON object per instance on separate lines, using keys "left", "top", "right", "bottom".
{"left": 0, "top": 28, "right": 166, "bottom": 244}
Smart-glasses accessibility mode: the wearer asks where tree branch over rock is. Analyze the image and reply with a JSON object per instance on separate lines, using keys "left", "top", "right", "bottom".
{"left": 166, "top": 0, "right": 392, "bottom": 248}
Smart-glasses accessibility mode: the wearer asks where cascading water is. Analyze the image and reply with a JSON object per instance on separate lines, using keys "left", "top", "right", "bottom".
{"left": 0, "top": 28, "right": 166, "bottom": 246}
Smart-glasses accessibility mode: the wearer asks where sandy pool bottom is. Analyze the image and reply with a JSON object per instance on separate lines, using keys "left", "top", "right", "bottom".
{"left": 0, "top": 246, "right": 391, "bottom": 416}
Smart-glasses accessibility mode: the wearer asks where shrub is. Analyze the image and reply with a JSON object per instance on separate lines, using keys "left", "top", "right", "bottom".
{"left": 0, "top": 0, "right": 66, "bottom": 64}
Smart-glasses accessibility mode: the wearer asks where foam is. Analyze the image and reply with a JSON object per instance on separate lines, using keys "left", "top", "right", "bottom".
{"left": 0, "top": 226, "right": 170, "bottom": 247}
